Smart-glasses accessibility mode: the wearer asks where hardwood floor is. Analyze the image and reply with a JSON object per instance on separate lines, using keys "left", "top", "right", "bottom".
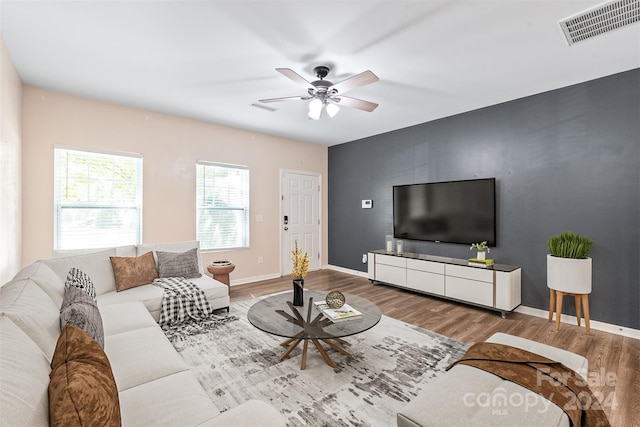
{"left": 230, "top": 269, "right": 640, "bottom": 427}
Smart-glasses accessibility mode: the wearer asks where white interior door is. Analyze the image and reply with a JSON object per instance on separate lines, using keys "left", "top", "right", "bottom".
{"left": 281, "top": 172, "right": 320, "bottom": 276}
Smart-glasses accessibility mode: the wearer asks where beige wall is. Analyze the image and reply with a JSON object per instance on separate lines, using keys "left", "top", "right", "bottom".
{"left": 22, "top": 87, "right": 328, "bottom": 284}
{"left": 0, "top": 36, "right": 23, "bottom": 284}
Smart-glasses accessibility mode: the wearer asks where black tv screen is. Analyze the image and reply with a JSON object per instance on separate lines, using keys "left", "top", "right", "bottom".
{"left": 393, "top": 178, "right": 496, "bottom": 246}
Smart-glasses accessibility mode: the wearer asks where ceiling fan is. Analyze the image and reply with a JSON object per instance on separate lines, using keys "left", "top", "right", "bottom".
{"left": 259, "top": 66, "right": 379, "bottom": 120}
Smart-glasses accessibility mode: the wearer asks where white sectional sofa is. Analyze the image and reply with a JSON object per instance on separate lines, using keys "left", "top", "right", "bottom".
{"left": 397, "top": 332, "right": 590, "bottom": 427}
{"left": 0, "top": 241, "right": 285, "bottom": 427}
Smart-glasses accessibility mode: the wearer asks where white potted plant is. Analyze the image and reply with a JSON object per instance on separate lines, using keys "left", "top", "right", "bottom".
{"left": 470, "top": 241, "right": 490, "bottom": 260}
{"left": 547, "top": 231, "right": 593, "bottom": 294}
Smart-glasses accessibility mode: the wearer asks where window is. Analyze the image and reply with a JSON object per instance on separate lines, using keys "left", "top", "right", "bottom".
{"left": 196, "top": 161, "right": 249, "bottom": 250}
{"left": 54, "top": 147, "right": 142, "bottom": 250}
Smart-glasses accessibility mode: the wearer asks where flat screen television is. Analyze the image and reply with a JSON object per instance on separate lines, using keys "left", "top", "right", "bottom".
{"left": 393, "top": 178, "right": 496, "bottom": 246}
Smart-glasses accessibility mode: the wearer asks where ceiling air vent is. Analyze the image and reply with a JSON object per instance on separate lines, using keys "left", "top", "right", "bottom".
{"left": 559, "top": 0, "right": 640, "bottom": 45}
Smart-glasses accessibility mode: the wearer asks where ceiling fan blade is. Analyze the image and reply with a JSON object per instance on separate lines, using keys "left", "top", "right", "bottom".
{"left": 276, "top": 68, "right": 315, "bottom": 90}
{"left": 334, "top": 95, "right": 379, "bottom": 112}
{"left": 329, "top": 70, "right": 379, "bottom": 94}
{"left": 259, "top": 95, "right": 309, "bottom": 103}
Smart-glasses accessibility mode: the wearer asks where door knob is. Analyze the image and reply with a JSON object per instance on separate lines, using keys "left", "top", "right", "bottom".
{"left": 284, "top": 227, "right": 288, "bottom": 231}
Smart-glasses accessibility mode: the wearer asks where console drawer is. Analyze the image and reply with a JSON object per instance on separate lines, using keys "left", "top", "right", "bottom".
{"left": 376, "top": 254, "right": 406, "bottom": 268}
{"left": 446, "top": 264, "right": 494, "bottom": 283}
{"left": 406, "top": 259, "right": 445, "bottom": 274}
{"left": 446, "top": 276, "right": 494, "bottom": 307}
{"left": 407, "top": 269, "right": 445, "bottom": 295}
{"left": 376, "top": 264, "right": 406, "bottom": 287}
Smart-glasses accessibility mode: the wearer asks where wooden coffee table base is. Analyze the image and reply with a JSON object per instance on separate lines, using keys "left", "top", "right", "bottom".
{"left": 275, "top": 298, "right": 352, "bottom": 370}
{"left": 279, "top": 337, "right": 351, "bottom": 370}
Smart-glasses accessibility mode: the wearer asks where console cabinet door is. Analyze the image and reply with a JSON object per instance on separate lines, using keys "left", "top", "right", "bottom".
{"left": 445, "top": 265, "right": 494, "bottom": 307}
{"left": 407, "top": 270, "right": 445, "bottom": 295}
{"left": 406, "top": 259, "right": 445, "bottom": 295}
{"left": 376, "top": 264, "right": 406, "bottom": 287}
{"left": 375, "top": 255, "right": 407, "bottom": 286}
{"left": 445, "top": 276, "right": 494, "bottom": 307}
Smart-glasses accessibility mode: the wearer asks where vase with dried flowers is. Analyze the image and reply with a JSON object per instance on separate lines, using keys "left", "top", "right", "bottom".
{"left": 291, "top": 241, "right": 310, "bottom": 306}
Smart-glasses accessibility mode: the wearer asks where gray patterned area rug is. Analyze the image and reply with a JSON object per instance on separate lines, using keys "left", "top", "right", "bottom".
{"left": 163, "top": 297, "right": 469, "bottom": 427}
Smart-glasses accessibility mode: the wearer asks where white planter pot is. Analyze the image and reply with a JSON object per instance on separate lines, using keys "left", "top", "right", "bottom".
{"left": 547, "top": 254, "right": 592, "bottom": 294}
{"left": 476, "top": 251, "right": 486, "bottom": 260}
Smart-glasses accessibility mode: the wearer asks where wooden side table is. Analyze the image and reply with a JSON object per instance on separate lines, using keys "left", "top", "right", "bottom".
{"left": 207, "top": 263, "right": 235, "bottom": 289}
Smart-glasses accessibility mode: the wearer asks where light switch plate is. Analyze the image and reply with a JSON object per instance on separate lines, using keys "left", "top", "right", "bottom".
{"left": 362, "top": 200, "right": 372, "bottom": 209}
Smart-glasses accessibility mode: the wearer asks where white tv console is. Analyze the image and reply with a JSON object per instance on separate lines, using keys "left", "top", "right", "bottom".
{"left": 368, "top": 250, "right": 521, "bottom": 317}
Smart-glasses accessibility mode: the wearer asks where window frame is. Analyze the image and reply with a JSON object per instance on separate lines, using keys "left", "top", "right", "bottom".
{"left": 53, "top": 146, "right": 143, "bottom": 250}
{"left": 196, "top": 161, "right": 250, "bottom": 251}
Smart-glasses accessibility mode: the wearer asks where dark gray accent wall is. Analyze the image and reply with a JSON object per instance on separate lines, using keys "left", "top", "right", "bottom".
{"left": 328, "top": 69, "right": 639, "bottom": 330}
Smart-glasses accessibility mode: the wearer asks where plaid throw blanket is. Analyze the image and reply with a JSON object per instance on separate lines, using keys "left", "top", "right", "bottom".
{"left": 153, "top": 277, "right": 214, "bottom": 326}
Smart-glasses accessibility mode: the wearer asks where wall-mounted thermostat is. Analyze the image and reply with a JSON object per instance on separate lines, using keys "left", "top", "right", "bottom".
{"left": 362, "top": 200, "right": 373, "bottom": 209}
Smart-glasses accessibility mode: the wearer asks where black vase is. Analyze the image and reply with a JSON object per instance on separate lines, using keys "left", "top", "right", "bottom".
{"left": 292, "top": 279, "right": 304, "bottom": 306}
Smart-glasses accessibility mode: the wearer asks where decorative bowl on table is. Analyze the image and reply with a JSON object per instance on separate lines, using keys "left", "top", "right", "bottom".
{"left": 211, "top": 260, "right": 232, "bottom": 266}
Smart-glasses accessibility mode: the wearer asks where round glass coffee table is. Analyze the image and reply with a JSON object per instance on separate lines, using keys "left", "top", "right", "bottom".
{"left": 247, "top": 290, "right": 382, "bottom": 370}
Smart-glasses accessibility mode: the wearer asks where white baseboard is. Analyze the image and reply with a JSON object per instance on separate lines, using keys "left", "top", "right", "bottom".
{"left": 515, "top": 305, "right": 640, "bottom": 339}
{"left": 230, "top": 273, "right": 281, "bottom": 287}
{"left": 326, "top": 264, "right": 369, "bottom": 278}
{"left": 326, "top": 265, "right": 640, "bottom": 339}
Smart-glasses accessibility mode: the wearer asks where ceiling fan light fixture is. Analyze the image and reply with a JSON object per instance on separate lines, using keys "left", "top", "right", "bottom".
{"left": 262, "top": 66, "right": 379, "bottom": 120}
{"left": 308, "top": 98, "right": 323, "bottom": 120}
{"left": 326, "top": 102, "right": 340, "bottom": 118}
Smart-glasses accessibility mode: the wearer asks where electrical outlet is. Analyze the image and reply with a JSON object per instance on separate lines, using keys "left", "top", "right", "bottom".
{"left": 362, "top": 253, "right": 367, "bottom": 264}
{"left": 258, "top": 256, "right": 263, "bottom": 264}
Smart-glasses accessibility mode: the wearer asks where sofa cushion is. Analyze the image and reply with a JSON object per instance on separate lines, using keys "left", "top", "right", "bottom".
{"left": 64, "top": 267, "right": 97, "bottom": 301}
{"left": 97, "top": 284, "right": 165, "bottom": 314}
{"left": 156, "top": 248, "right": 202, "bottom": 279}
{"left": 100, "top": 302, "right": 158, "bottom": 337}
{"left": 118, "top": 370, "right": 220, "bottom": 426}
{"left": 0, "top": 278, "right": 62, "bottom": 359}
{"left": 49, "top": 324, "right": 121, "bottom": 427}
{"left": 60, "top": 285, "right": 105, "bottom": 348}
{"left": 137, "top": 240, "right": 204, "bottom": 274}
{"left": 110, "top": 251, "right": 159, "bottom": 292}
{"left": 103, "top": 327, "right": 189, "bottom": 391}
{"left": 0, "top": 315, "right": 51, "bottom": 427}
{"left": 42, "top": 248, "right": 118, "bottom": 296}
{"left": 11, "top": 261, "right": 65, "bottom": 307}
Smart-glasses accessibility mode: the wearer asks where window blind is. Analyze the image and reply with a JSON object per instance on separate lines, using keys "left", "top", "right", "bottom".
{"left": 196, "top": 161, "right": 250, "bottom": 250}
{"left": 54, "top": 148, "right": 143, "bottom": 250}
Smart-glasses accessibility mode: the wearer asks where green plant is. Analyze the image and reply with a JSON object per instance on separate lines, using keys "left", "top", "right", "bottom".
{"left": 547, "top": 231, "right": 593, "bottom": 259}
{"left": 470, "top": 241, "right": 490, "bottom": 253}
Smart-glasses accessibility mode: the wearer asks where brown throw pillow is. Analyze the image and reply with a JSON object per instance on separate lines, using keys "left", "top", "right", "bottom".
{"left": 110, "top": 251, "right": 158, "bottom": 292}
{"left": 49, "top": 324, "right": 121, "bottom": 427}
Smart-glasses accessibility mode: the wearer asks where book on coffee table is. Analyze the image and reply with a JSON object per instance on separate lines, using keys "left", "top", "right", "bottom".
{"left": 314, "top": 301, "right": 363, "bottom": 322}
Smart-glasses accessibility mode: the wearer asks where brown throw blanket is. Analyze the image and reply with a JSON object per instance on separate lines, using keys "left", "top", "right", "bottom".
{"left": 447, "top": 342, "right": 609, "bottom": 427}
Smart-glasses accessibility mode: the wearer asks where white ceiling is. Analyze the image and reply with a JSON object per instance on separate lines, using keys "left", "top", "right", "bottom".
{"left": 1, "top": 1, "right": 639, "bottom": 146}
